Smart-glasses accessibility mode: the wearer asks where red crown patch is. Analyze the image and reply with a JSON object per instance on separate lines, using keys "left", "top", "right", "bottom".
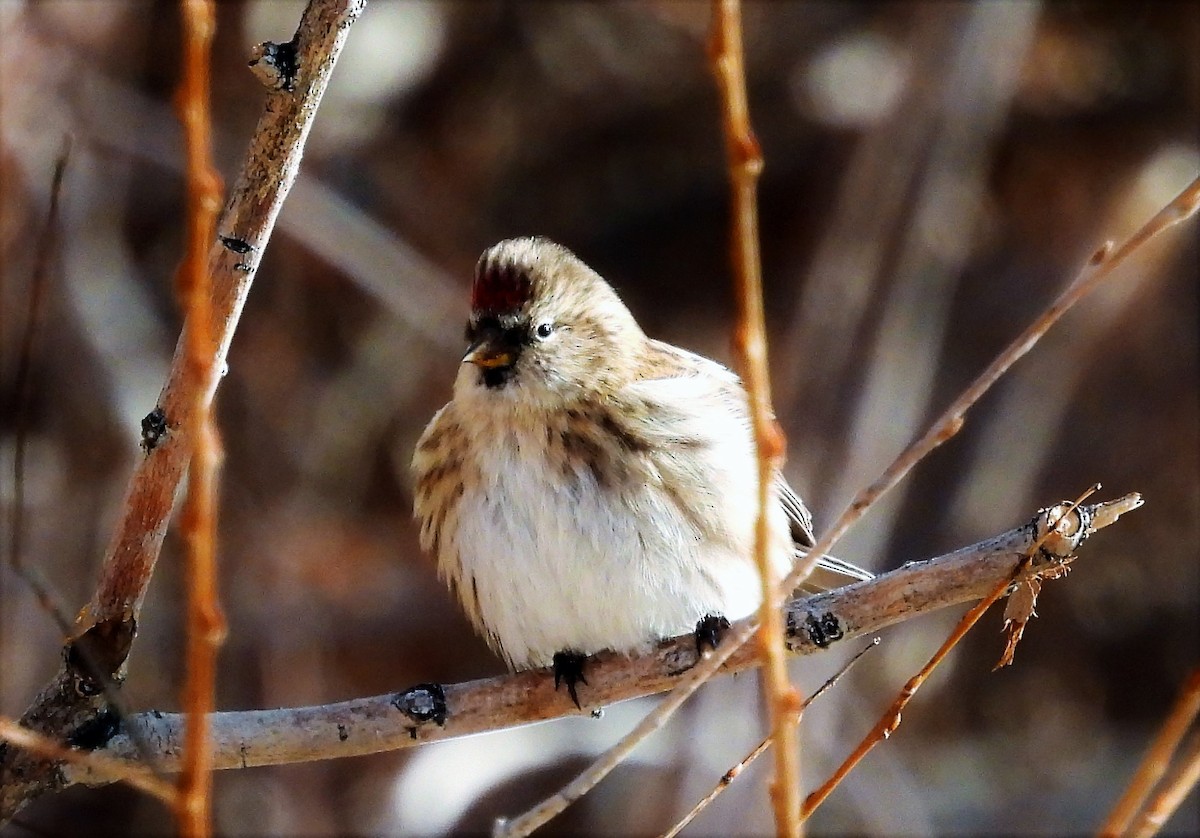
{"left": 471, "top": 260, "right": 532, "bottom": 313}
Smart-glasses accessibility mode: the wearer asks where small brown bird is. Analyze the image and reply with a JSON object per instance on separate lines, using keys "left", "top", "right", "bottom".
{"left": 412, "top": 238, "right": 871, "bottom": 703}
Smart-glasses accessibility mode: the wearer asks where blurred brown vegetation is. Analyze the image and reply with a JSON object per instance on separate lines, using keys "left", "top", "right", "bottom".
{"left": 1, "top": 1, "right": 1197, "bottom": 835}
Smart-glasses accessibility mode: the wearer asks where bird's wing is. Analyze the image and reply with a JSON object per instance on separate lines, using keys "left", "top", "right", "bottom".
{"left": 632, "top": 340, "right": 874, "bottom": 590}
{"left": 631, "top": 339, "right": 746, "bottom": 404}
{"left": 777, "top": 478, "right": 816, "bottom": 547}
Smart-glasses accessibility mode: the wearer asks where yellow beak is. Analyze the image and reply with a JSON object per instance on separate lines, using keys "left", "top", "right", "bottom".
{"left": 463, "top": 337, "right": 516, "bottom": 369}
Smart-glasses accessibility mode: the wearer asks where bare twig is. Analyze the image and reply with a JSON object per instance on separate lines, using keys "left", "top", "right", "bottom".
{"left": 783, "top": 178, "right": 1199, "bottom": 604}
{"left": 1128, "top": 727, "right": 1200, "bottom": 838}
{"left": 662, "top": 639, "right": 879, "bottom": 838}
{"left": 0, "top": 718, "right": 177, "bottom": 809}
{"left": 79, "top": 0, "right": 366, "bottom": 655}
{"left": 801, "top": 487, "right": 1098, "bottom": 820}
{"left": 175, "top": 0, "right": 226, "bottom": 835}
{"left": 1099, "top": 666, "right": 1200, "bottom": 837}
{"left": 819, "top": 2, "right": 1039, "bottom": 557}
{"left": 7, "top": 141, "right": 73, "bottom": 634}
{"left": 709, "top": 0, "right": 799, "bottom": 833}
{"left": 58, "top": 499, "right": 1131, "bottom": 790}
{"left": 0, "top": 0, "right": 367, "bottom": 824}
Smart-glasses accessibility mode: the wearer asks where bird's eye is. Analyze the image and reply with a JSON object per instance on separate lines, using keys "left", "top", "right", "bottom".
{"left": 534, "top": 322, "right": 554, "bottom": 340}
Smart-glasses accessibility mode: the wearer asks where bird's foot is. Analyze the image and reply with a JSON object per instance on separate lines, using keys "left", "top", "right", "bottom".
{"left": 552, "top": 651, "right": 588, "bottom": 709}
{"left": 694, "top": 614, "right": 731, "bottom": 657}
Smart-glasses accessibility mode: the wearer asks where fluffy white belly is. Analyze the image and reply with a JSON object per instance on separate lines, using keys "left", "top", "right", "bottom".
{"left": 454, "top": 428, "right": 767, "bottom": 669}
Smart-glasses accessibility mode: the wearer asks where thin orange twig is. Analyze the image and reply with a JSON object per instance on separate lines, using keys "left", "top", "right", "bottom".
{"left": 801, "top": 487, "right": 1099, "bottom": 819}
{"left": 661, "top": 639, "right": 879, "bottom": 838}
{"left": 176, "top": 0, "right": 227, "bottom": 835}
{"left": 1128, "top": 727, "right": 1200, "bottom": 838}
{"left": 0, "top": 718, "right": 178, "bottom": 808}
{"left": 709, "top": 0, "right": 800, "bottom": 834}
{"left": 1099, "top": 666, "right": 1200, "bottom": 837}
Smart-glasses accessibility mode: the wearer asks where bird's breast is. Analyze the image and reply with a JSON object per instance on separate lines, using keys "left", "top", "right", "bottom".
{"left": 448, "top": 411, "right": 778, "bottom": 669}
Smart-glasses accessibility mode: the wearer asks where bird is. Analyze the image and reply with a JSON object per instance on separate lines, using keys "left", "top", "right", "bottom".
{"left": 411, "top": 237, "right": 871, "bottom": 705}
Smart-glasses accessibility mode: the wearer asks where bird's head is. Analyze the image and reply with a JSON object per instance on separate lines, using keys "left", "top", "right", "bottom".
{"left": 455, "top": 237, "right": 644, "bottom": 409}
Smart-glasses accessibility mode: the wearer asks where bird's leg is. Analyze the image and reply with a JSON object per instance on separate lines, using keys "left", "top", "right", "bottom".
{"left": 552, "top": 650, "right": 588, "bottom": 709}
{"left": 694, "top": 614, "right": 731, "bottom": 656}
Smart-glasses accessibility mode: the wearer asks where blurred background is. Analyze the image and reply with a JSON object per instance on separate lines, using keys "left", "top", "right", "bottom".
{"left": 1, "top": 0, "right": 1197, "bottom": 835}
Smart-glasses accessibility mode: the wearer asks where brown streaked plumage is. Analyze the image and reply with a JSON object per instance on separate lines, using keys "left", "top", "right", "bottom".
{"left": 412, "top": 237, "right": 871, "bottom": 682}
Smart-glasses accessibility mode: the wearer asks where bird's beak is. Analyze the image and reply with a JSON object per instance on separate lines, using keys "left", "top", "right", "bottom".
{"left": 463, "top": 333, "right": 516, "bottom": 369}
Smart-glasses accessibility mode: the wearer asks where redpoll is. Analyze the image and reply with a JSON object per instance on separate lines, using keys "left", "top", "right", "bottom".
{"left": 412, "top": 237, "right": 871, "bottom": 705}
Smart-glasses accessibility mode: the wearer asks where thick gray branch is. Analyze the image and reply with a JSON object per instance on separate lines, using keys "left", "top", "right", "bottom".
{"left": 59, "top": 497, "right": 1138, "bottom": 788}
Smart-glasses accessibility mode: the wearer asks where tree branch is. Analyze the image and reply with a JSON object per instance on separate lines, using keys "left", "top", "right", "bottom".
{"left": 49, "top": 496, "right": 1140, "bottom": 792}
{"left": 175, "top": 0, "right": 226, "bottom": 833}
{"left": 0, "top": 0, "right": 366, "bottom": 824}
{"left": 81, "top": 0, "right": 365, "bottom": 659}
{"left": 709, "top": 0, "right": 800, "bottom": 833}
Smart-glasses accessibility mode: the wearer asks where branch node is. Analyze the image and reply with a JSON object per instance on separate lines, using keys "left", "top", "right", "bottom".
{"left": 66, "top": 710, "right": 122, "bottom": 751}
{"left": 787, "top": 610, "right": 844, "bottom": 649}
{"left": 64, "top": 616, "right": 137, "bottom": 694}
{"left": 248, "top": 39, "right": 298, "bottom": 91}
{"left": 391, "top": 683, "right": 448, "bottom": 728}
{"left": 218, "top": 235, "right": 255, "bottom": 255}
{"left": 140, "top": 408, "right": 169, "bottom": 452}
{"left": 1090, "top": 240, "right": 1115, "bottom": 264}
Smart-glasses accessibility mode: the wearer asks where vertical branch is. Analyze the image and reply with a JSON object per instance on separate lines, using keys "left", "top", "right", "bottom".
{"left": 176, "top": 0, "right": 226, "bottom": 834}
{"left": 0, "top": 0, "right": 367, "bottom": 824}
{"left": 709, "top": 1, "right": 799, "bottom": 835}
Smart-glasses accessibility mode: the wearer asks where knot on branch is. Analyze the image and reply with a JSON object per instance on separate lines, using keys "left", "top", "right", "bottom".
{"left": 1032, "top": 493, "right": 1142, "bottom": 563}
{"left": 66, "top": 709, "right": 121, "bottom": 751}
{"left": 786, "top": 610, "right": 844, "bottom": 649}
{"left": 391, "top": 683, "right": 448, "bottom": 730}
{"left": 248, "top": 38, "right": 298, "bottom": 91}
{"left": 65, "top": 616, "right": 136, "bottom": 697}
{"left": 218, "top": 234, "right": 255, "bottom": 255}
{"left": 140, "top": 407, "right": 168, "bottom": 452}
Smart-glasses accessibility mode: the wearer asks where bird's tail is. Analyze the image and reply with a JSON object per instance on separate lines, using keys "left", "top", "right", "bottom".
{"left": 796, "top": 552, "right": 874, "bottom": 593}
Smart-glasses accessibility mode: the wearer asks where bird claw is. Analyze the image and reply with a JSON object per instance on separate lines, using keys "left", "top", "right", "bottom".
{"left": 694, "top": 614, "right": 730, "bottom": 656}
{"left": 552, "top": 651, "right": 588, "bottom": 709}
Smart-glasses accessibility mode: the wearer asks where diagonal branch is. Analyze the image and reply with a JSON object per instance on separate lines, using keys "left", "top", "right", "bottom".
{"left": 0, "top": 0, "right": 366, "bottom": 824}
{"left": 801, "top": 486, "right": 1099, "bottom": 821}
{"left": 79, "top": 0, "right": 365, "bottom": 659}
{"left": 0, "top": 717, "right": 177, "bottom": 809}
{"left": 1128, "top": 728, "right": 1200, "bottom": 838}
{"left": 1099, "top": 666, "right": 1200, "bottom": 837}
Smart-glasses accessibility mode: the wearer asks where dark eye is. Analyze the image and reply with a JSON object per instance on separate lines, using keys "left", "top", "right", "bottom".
{"left": 534, "top": 322, "right": 554, "bottom": 340}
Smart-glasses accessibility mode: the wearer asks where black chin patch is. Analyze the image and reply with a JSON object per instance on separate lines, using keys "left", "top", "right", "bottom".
{"left": 481, "top": 365, "right": 516, "bottom": 389}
